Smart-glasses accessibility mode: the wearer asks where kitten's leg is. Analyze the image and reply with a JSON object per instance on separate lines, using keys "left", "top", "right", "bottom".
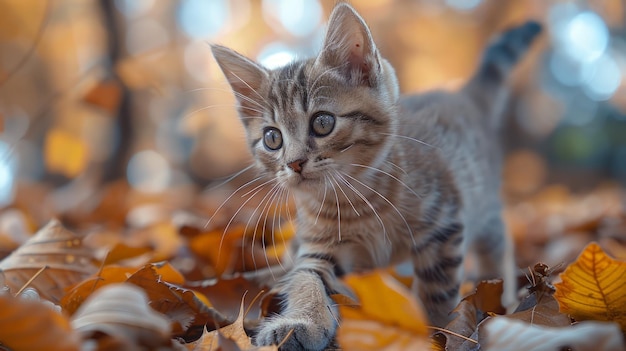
{"left": 411, "top": 221, "right": 465, "bottom": 327}
{"left": 474, "top": 214, "right": 517, "bottom": 309}
{"left": 254, "top": 251, "right": 344, "bottom": 351}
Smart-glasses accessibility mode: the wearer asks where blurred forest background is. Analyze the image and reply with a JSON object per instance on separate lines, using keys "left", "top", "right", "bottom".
{"left": 0, "top": 0, "right": 625, "bottom": 272}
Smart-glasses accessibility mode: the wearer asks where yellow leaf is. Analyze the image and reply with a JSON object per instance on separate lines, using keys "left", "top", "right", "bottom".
{"left": 338, "top": 271, "right": 430, "bottom": 350}
{"left": 554, "top": 242, "right": 626, "bottom": 331}
{"left": 44, "top": 128, "right": 89, "bottom": 178}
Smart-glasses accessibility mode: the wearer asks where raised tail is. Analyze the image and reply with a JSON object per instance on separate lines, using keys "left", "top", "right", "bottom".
{"left": 464, "top": 21, "right": 542, "bottom": 128}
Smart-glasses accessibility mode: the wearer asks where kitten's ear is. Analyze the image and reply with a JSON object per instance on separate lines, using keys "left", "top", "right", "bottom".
{"left": 317, "top": 3, "right": 381, "bottom": 87}
{"left": 211, "top": 45, "right": 269, "bottom": 115}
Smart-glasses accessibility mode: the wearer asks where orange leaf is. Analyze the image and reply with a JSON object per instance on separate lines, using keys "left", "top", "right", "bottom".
{"left": 44, "top": 128, "right": 89, "bottom": 178}
{"left": 82, "top": 78, "right": 122, "bottom": 114}
{"left": 0, "top": 219, "right": 99, "bottom": 303}
{"left": 61, "top": 265, "right": 138, "bottom": 315}
{"left": 0, "top": 293, "right": 81, "bottom": 351}
{"left": 189, "top": 225, "right": 246, "bottom": 276}
{"left": 554, "top": 242, "right": 626, "bottom": 331}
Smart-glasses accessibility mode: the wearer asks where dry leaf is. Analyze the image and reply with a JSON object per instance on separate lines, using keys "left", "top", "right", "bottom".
{"left": 0, "top": 292, "right": 81, "bottom": 351}
{"left": 0, "top": 219, "right": 98, "bottom": 302}
{"left": 61, "top": 265, "right": 140, "bottom": 315}
{"left": 71, "top": 283, "right": 172, "bottom": 349}
{"left": 125, "top": 264, "right": 230, "bottom": 341}
{"left": 44, "top": 129, "right": 89, "bottom": 178}
{"left": 187, "top": 297, "right": 278, "bottom": 351}
{"left": 186, "top": 274, "right": 267, "bottom": 320}
{"left": 554, "top": 242, "right": 626, "bottom": 331}
{"left": 484, "top": 317, "right": 625, "bottom": 351}
{"left": 82, "top": 78, "right": 122, "bottom": 114}
{"left": 338, "top": 270, "right": 430, "bottom": 350}
{"left": 189, "top": 224, "right": 247, "bottom": 276}
{"left": 435, "top": 280, "right": 504, "bottom": 351}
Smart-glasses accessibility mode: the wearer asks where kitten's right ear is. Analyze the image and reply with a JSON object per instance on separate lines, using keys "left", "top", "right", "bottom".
{"left": 211, "top": 45, "right": 269, "bottom": 115}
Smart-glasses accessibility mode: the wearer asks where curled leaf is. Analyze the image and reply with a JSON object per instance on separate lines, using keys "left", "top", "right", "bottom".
{"left": 71, "top": 283, "right": 171, "bottom": 349}
{"left": 484, "top": 317, "right": 625, "bottom": 351}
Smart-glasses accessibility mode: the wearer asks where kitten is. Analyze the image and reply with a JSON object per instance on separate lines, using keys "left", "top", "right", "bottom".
{"left": 211, "top": 3, "right": 541, "bottom": 350}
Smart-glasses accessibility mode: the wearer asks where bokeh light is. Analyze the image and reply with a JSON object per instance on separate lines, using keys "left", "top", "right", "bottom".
{"left": 127, "top": 150, "right": 171, "bottom": 193}
{"left": 582, "top": 53, "right": 622, "bottom": 101}
{"left": 126, "top": 18, "right": 169, "bottom": 56}
{"left": 178, "top": 0, "right": 229, "bottom": 39}
{"left": 257, "top": 43, "right": 296, "bottom": 69}
{"left": 563, "top": 12, "right": 608, "bottom": 63}
{"left": 114, "top": 0, "right": 155, "bottom": 18}
{"left": 445, "top": 0, "right": 483, "bottom": 11}
{"left": 263, "top": 0, "right": 322, "bottom": 37}
{"left": 0, "top": 140, "right": 17, "bottom": 207}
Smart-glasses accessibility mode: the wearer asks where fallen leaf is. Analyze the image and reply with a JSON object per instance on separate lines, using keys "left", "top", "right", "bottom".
{"left": 337, "top": 270, "right": 430, "bottom": 350}
{"left": 0, "top": 292, "right": 81, "bottom": 351}
{"left": 44, "top": 128, "right": 89, "bottom": 178}
{"left": 187, "top": 297, "right": 278, "bottom": 351}
{"left": 82, "top": 78, "right": 122, "bottom": 114}
{"left": 186, "top": 274, "right": 267, "bottom": 320}
{"left": 125, "top": 264, "right": 230, "bottom": 341}
{"left": 554, "top": 242, "right": 626, "bottom": 331}
{"left": 435, "top": 280, "right": 504, "bottom": 351}
{"left": 71, "top": 283, "right": 172, "bottom": 349}
{"left": 0, "top": 219, "right": 99, "bottom": 302}
{"left": 484, "top": 317, "right": 625, "bottom": 351}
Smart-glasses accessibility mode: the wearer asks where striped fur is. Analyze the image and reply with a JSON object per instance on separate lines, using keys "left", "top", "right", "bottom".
{"left": 211, "top": 3, "right": 540, "bottom": 350}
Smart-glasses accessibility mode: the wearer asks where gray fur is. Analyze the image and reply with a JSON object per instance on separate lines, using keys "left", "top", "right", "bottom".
{"left": 211, "top": 3, "right": 541, "bottom": 350}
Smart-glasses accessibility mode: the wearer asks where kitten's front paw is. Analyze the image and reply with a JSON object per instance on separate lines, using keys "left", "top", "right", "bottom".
{"left": 254, "top": 317, "right": 335, "bottom": 351}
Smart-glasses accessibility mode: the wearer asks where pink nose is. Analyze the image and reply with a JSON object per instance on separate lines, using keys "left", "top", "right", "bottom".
{"left": 287, "top": 159, "right": 307, "bottom": 173}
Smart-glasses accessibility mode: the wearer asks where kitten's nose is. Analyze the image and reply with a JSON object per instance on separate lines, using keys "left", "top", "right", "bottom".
{"left": 287, "top": 158, "right": 307, "bottom": 173}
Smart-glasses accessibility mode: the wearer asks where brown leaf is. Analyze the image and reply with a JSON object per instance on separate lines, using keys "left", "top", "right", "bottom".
{"left": 71, "top": 283, "right": 172, "bottom": 349}
{"left": 125, "top": 264, "right": 231, "bottom": 341}
{"left": 0, "top": 293, "right": 81, "bottom": 351}
{"left": 186, "top": 274, "right": 267, "bottom": 320}
{"left": 82, "top": 78, "right": 122, "bottom": 114}
{"left": 0, "top": 219, "right": 99, "bottom": 303}
{"left": 435, "top": 280, "right": 504, "bottom": 351}
{"left": 186, "top": 298, "right": 278, "bottom": 351}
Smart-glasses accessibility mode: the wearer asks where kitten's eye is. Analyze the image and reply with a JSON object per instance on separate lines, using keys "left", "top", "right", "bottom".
{"left": 311, "top": 112, "right": 335, "bottom": 137}
{"left": 263, "top": 127, "right": 283, "bottom": 151}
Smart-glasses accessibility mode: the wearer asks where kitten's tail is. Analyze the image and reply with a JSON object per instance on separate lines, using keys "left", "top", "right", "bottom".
{"left": 464, "top": 21, "right": 542, "bottom": 129}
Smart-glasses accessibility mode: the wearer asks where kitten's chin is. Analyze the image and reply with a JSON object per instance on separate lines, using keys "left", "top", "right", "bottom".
{"left": 286, "top": 174, "right": 321, "bottom": 190}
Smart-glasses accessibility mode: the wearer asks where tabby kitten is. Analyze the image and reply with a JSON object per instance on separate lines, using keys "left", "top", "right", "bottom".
{"left": 211, "top": 3, "right": 540, "bottom": 350}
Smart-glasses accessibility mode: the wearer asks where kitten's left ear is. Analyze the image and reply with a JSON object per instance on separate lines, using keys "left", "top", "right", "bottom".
{"left": 317, "top": 3, "right": 381, "bottom": 87}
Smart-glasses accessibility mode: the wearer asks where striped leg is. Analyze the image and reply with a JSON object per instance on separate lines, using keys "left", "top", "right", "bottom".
{"left": 254, "top": 252, "right": 344, "bottom": 351}
{"left": 412, "top": 222, "right": 465, "bottom": 327}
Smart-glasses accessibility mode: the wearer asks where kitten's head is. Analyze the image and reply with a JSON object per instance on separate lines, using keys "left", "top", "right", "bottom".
{"left": 212, "top": 3, "right": 399, "bottom": 193}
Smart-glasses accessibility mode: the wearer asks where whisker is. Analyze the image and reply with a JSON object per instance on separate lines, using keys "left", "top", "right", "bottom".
{"left": 217, "top": 176, "right": 278, "bottom": 266}
{"left": 342, "top": 172, "right": 416, "bottom": 247}
{"left": 315, "top": 176, "right": 328, "bottom": 225}
{"left": 329, "top": 174, "right": 360, "bottom": 217}
{"left": 349, "top": 163, "right": 422, "bottom": 199}
{"left": 333, "top": 170, "right": 389, "bottom": 245}
{"left": 385, "top": 160, "right": 408, "bottom": 176}
{"left": 326, "top": 174, "right": 342, "bottom": 242}
{"left": 228, "top": 71, "right": 271, "bottom": 110}
{"left": 380, "top": 132, "right": 437, "bottom": 149}
{"left": 207, "top": 163, "right": 256, "bottom": 191}
{"left": 203, "top": 174, "right": 265, "bottom": 229}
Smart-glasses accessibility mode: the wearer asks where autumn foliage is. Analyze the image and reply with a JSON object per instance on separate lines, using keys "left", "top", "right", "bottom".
{"left": 0, "top": 188, "right": 626, "bottom": 351}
